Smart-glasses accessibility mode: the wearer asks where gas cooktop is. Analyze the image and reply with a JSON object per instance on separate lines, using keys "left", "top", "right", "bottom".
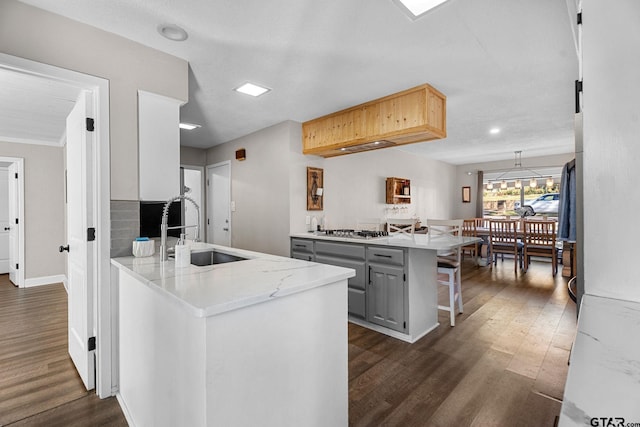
{"left": 316, "top": 229, "right": 388, "bottom": 239}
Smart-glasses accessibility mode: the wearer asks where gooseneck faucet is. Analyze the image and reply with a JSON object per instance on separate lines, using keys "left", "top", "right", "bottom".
{"left": 160, "top": 195, "right": 201, "bottom": 261}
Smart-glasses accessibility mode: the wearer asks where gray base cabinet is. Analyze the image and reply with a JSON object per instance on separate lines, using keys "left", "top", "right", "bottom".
{"left": 366, "top": 246, "right": 407, "bottom": 333}
{"left": 290, "top": 237, "right": 407, "bottom": 329}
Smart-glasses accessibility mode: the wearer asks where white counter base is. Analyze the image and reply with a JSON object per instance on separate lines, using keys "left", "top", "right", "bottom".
{"left": 117, "top": 267, "right": 349, "bottom": 427}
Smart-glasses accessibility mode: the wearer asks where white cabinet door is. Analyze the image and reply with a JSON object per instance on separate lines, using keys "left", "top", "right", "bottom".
{"left": 138, "top": 91, "right": 181, "bottom": 201}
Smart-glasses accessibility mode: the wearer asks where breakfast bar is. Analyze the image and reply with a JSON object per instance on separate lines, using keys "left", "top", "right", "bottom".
{"left": 111, "top": 244, "right": 354, "bottom": 427}
{"left": 290, "top": 231, "right": 481, "bottom": 343}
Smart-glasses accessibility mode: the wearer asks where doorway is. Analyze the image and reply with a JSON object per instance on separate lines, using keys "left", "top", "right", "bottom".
{"left": 0, "top": 53, "right": 112, "bottom": 397}
{"left": 206, "top": 161, "right": 231, "bottom": 247}
{"left": 0, "top": 157, "right": 24, "bottom": 287}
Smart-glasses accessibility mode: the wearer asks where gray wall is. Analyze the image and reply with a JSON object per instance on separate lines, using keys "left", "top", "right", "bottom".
{"left": 207, "top": 121, "right": 457, "bottom": 257}
{"left": 582, "top": 0, "right": 640, "bottom": 302}
{"left": 0, "top": 0, "right": 188, "bottom": 201}
{"left": 180, "top": 146, "right": 208, "bottom": 167}
{"left": 0, "top": 141, "right": 65, "bottom": 279}
{"left": 206, "top": 122, "right": 293, "bottom": 256}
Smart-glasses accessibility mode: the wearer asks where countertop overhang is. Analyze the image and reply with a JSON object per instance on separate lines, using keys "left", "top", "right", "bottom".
{"left": 291, "top": 232, "right": 482, "bottom": 250}
{"left": 111, "top": 243, "right": 354, "bottom": 318}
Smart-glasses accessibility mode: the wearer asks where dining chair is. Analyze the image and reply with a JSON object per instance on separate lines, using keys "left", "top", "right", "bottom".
{"left": 523, "top": 220, "right": 558, "bottom": 276}
{"left": 427, "top": 219, "right": 464, "bottom": 326}
{"left": 461, "top": 219, "right": 478, "bottom": 261}
{"left": 386, "top": 218, "right": 416, "bottom": 237}
{"left": 488, "top": 219, "right": 523, "bottom": 274}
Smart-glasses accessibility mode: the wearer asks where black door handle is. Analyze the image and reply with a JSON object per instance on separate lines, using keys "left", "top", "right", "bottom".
{"left": 59, "top": 245, "right": 70, "bottom": 253}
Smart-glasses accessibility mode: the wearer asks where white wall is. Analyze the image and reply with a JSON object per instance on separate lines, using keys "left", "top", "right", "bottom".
{"left": 317, "top": 149, "right": 456, "bottom": 229}
{"left": 582, "top": 0, "right": 640, "bottom": 302}
{"left": 454, "top": 153, "right": 575, "bottom": 219}
{"left": 0, "top": 0, "right": 188, "bottom": 201}
{"left": 0, "top": 141, "right": 65, "bottom": 280}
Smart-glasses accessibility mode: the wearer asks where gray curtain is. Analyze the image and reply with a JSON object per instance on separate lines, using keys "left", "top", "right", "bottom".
{"left": 475, "top": 171, "right": 484, "bottom": 218}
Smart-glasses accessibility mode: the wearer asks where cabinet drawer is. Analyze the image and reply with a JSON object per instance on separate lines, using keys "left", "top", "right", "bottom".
{"left": 291, "top": 238, "right": 314, "bottom": 253}
{"left": 348, "top": 288, "right": 366, "bottom": 318}
{"left": 291, "top": 251, "right": 314, "bottom": 262}
{"left": 366, "top": 246, "right": 405, "bottom": 266}
{"left": 315, "top": 255, "right": 365, "bottom": 290}
{"left": 315, "top": 241, "right": 365, "bottom": 260}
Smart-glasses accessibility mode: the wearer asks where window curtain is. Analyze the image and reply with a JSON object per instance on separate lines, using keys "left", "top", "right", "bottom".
{"left": 475, "top": 171, "right": 484, "bottom": 218}
{"left": 558, "top": 159, "right": 576, "bottom": 241}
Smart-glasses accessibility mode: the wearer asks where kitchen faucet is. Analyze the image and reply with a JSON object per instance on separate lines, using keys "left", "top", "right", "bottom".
{"left": 160, "top": 195, "right": 201, "bottom": 261}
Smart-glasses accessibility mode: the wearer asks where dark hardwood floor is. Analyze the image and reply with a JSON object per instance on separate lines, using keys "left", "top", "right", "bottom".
{"left": 1, "top": 257, "right": 574, "bottom": 426}
{"left": 0, "top": 274, "right": 126, "bottom": 426}
{"left": 349, "top": 258, "right": 575, "bottom": 426}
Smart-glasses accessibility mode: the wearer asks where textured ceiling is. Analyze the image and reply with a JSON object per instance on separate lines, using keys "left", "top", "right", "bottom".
{"left": 16, "top": 0, "right": 579, "bottom": 164}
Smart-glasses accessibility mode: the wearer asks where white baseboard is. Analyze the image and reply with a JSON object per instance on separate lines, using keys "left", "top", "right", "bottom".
{"left": 116, "top": 392, "right": 136, "bottom": 427}
{"left": 24, "top": 274, "right": 67, "bottom": 289}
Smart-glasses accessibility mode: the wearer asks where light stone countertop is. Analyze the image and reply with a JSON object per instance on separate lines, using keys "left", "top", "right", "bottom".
{"left": 559, "top": 294, "right": 640, "bottom": 426}
{"left": 291, "top": 232, "right": 482, "bottom": 251}
{"left": 111, "top": 243, "right": 354, "bottom": 318}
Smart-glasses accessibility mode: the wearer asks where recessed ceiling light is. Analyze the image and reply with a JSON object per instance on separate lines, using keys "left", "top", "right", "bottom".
{"left": 489, "top": 127, "right": 501, "bottom": 135}
{"left": 179, "top": 122, "right": 201, "bottom": 130}
{"left": 157, "top": 24, "right": 188, "bottom": 42}
{"left": 394, "top": 0, "right": 449, "bottom": 19}
{"left": 234, "top": 82, "right": 270, "bottom": 97}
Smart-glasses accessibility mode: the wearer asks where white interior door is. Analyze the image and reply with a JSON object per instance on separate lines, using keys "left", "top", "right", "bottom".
{"left": 65, "top": 90, "right": 95, "bottom": 390}
{"left": 207, "top": 162, "right": 231, "bottom": 246}
{"left": 7, "top": 162, "right": 19, "bottom": 285}
{"left": 0, "top": 167, "right": 9, "bottom": 274}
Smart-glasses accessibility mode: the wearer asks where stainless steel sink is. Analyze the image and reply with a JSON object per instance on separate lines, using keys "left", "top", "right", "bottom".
{"left": 191, "top": 250, "right": 247, "bottom": 266}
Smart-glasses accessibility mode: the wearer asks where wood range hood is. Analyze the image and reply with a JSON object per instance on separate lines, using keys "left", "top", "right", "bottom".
{"left": 302, "top": 83, "right": 446, "bottom": 158}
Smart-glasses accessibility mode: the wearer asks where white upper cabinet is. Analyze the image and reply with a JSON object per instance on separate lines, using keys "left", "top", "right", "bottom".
{"left": 138, "top": 90, "right": 182, "bottom": 201}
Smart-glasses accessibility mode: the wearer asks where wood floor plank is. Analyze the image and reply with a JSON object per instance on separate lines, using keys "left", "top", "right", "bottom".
{"left": 0, "top": 275, "right": 127, "bottom": 426}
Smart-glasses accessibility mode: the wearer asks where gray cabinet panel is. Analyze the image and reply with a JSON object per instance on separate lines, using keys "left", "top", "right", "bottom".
{"left": 367, "top": 264, "right": 406, "bottom": 332}
{"left": 348, "top": 288, "right": 366, "bottom": 318}
{"left": 291, "top": 251, "right": 313, "bottom": 261}
{"left": 291, "top": 238, "right": 314, "bottom": 254}
{"left": 367, "top": 246, "right": 405, "bottom": 266}
{"left": 315, "top": 241, "right": 365, "bottom": 260}
{"left": 315, "top": 255, "right": 365, "bottom": 290}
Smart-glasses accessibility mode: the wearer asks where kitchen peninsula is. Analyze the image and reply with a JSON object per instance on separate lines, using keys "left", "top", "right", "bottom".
{"left": 111, "top": 244, "right": 354, "bottom": 427}
{"left": 291, "top": 231, "right": 481, "bottom": 342}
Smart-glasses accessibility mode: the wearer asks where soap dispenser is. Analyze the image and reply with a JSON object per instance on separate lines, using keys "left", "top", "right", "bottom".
{"left": 174, "top": 233, "right": 191, "bottom": 268}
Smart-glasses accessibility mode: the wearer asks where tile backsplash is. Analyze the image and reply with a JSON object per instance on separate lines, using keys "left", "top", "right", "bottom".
{"left": 111, "top": 200, "right": 139, "bottom": 257}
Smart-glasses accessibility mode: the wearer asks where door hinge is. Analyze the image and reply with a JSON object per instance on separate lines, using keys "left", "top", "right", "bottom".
{"left": 577, "top": 12, "right": 582, "bottom": 25}
{"left": 88, "top": 336, "right": 96, "bottom": 351}
{"left": 403, "top": 321, "right": 406, "bottom": 329}
{"left": 87, "top": 227, "right": 96, "bottom": 242}
{"left": 16, "top": 263, "right": 19, "bottom": 270}
{"left": 15, "top": 218, "right": 18, "bottom": 225}
{"left": 403, "top": 273, "right": 406, "bottom": 282}
{"left": 14, "top": 172, "right": 18, "bottom": 179}
{"left": 575, "top": 80, "right": 583, "bottom": 114}
{"left": 86, "top": 118, "right": 95, "bottom": 132}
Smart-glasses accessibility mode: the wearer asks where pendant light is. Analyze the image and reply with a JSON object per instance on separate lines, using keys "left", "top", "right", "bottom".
{"left": 546, "top": 177, "right": 554, "bottom": 188}
{"left": 515, "top": 179, "right": 522, "bottom": 189}
{"left": 486, "top": 182, "right": 494, "bottom": 190}
{"left": 500, "top": 180, "right": 508, "bottom": 189}
{"left": 529, "top": 178, "right": 538, "bottom": 188}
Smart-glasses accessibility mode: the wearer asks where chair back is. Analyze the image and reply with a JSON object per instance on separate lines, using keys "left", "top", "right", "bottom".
{"left": 523, "top": 220, "right": 556, "bottom": 248}
{"left": 462, "top": 219, "right": 477, "bottom": 237}
{"left": 489, "top": 219, "right": 519, "bottom": 247}
{"left": 427, "top": 219, "right": 463, "bottom": 238}
{"left": 386, "top": 218, "right": 416, "bottom": 236}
